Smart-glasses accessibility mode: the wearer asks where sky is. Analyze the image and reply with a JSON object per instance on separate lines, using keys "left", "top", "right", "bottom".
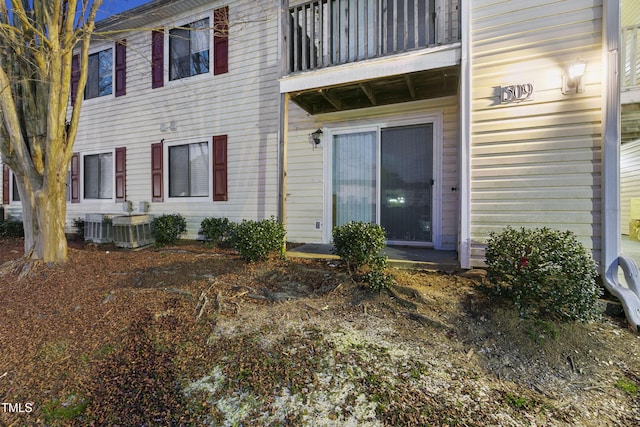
{"left": 95, "top": 0, "right": 151, "bottom": 21}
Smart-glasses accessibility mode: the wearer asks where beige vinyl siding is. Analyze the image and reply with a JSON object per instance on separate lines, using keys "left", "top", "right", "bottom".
{"left": 622, "top": 0, "right": 640, "bottom": 27}
{"left": 285, "top": 96, "right": 459, "bottom": 248}
{"left": 68, "top": 0, "right": 280, "bottom": 238}
{"left": 469, "top": 0, "right": 604, "bottom": 266}
{"left": 621, "top": 140, "right": 640, "bottom": 234}
{"left": 285, "top": 102, "right": 326, "bottom": 243}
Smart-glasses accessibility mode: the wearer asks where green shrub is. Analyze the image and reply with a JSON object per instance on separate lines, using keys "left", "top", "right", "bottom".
{"left": 332, "top": 221, "right": 386, "bottom": 271}
{"left": 200, "top": 217, "right": 236, "bottom": 247}
{"left": 363, "top": 261, "right": 395, "bottom": 292}
{"left": 332, "top": 221, "right": 394, "bottom": 292}
{"left": 72, "top": 217, "right": 85, "bottom": 241}
{"left": 151, "top": 214, "right": 187, "bottom": 246}
{"left": 232, "top": 217, "right": 285, "bottom": 262}
{"left": 0, "top": 219, "right": 24, "bottom": 238}
{"left": 484, "top": 226, "right": 601, "bottom": 322}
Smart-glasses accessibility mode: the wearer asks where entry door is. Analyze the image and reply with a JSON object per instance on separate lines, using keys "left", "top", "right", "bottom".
{"left": 381, "top": 125, "right": 433, "bottom": 243}
{"left": 332, "top": 124, "right": 433, "bottom": 244}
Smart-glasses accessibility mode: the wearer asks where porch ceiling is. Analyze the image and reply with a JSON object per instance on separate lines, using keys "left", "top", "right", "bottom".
{"left": 290, "top": 66, "right": 459, "bottom": 115}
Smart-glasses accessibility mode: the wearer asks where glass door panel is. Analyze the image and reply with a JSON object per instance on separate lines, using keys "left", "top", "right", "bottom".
{"left": 332, "top": 131, "right": 377, "bottom": 227}
{"left": 381, "top": 125, "right": 433, "bottom": 242}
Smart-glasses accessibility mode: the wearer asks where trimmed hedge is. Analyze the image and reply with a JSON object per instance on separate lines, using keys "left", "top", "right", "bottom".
{"left": 151, "top": 214, "right": 187, "bottom": 246}
{"left": 333, "top": 221, "right": 394, "bottom": 292}
{"left": 484, "top": 226, "right": 601, "bottom": 322}
{"left": 232, "top": 217, "right": 285, "bottom": 262}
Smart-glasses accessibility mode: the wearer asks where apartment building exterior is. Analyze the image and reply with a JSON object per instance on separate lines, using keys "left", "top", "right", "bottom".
{"left": 0, "top": 0, "right": 624, "bottom": 275}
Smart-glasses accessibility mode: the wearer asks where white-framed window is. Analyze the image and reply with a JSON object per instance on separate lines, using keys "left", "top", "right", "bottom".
{"left": 168, "top": 141, "right": 209, "bottom": 198}
{"left": 169, "top": 17, "right": 210, "bottom": 81}
{"left": 83, "top": 151, "right": 114, "bottom": 200}
{"left": 85, "top": 48, "right": 113, "bottom": 99}
{"left": 66, "top": 170, "right": 71, "bottom": 202}
{"left": 7, "top": 171, "right": 70, "bottom": 203}
{"left": 10, "top": 172, "right": 20, "bottom": 203}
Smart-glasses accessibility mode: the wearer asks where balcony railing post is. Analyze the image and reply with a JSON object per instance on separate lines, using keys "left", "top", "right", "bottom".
{"left": 280, "top": 0, "right": 289, "bottom": 76}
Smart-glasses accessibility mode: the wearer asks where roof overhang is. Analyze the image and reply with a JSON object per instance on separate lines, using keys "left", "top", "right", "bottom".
{"left": 95, "top": 0, "right": 214, "bottom": 33}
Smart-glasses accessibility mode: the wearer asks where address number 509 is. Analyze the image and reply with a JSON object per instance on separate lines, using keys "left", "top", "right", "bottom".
{"left": 501, "top": 83, "right": 534, "bottom": 103}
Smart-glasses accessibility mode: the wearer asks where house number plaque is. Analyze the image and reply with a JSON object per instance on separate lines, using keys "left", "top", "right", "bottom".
{"left": 501, "top": 83, "right": 534, "bottom": 103}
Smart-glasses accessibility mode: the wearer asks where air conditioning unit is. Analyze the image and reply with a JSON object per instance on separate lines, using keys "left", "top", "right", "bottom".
{"left": 84, "top": 213, "right": 115, "bottom": 243}
{"left": 112, "top": 214, "right": 154, "bottom": 249}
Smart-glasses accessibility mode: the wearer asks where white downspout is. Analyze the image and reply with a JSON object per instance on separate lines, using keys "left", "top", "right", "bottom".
{"left": 602, "top": 0, "right": 621, "bottom": 276}
{"left": 602, "top": 0, "right": 640, "bottom": 330}
{"left": 458, "top": 0, "right": 471, "bottom": 269}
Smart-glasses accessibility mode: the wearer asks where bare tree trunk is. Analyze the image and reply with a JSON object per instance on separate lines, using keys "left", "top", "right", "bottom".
{"left": 0, "top": 1, "right": 102, "bottom": 267}
{"left": 14, "top": 163, "right": 69, "bottom": 263}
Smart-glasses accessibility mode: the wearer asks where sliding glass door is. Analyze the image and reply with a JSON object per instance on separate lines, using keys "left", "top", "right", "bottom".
{"left": 381, "top": 125, "right": 433, "bottom": 242}
{"left": 332, "top": 131, "right": 377, "bottom": 227}
{"left": 331, "top": 124, "right": 433, "bottom": 244}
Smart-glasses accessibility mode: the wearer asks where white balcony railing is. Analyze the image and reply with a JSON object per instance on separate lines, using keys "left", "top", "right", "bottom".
{"left": 286, "top": 0, "right": 460, "bottom": 75}
{"left": 622, "top": 24, "right": 640, "bottom": 91}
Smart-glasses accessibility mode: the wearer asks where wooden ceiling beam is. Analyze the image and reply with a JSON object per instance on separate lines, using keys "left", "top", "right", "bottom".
{"left": 319, "top": 88, "right": 342, "bottom": 110}
{"left": 359, "top": 82, "right": 377, "bottom": 105}
{"left": 291, "top": 94, "right": 316, "bottom": 115}
{"left": 404, "top": 75, "right": 417, "bottom": 100}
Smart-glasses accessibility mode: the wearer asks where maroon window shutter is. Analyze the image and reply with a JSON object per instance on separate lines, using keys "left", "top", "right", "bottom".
{"left": 115, "top": 147, "right": 126, "bottom": 202}
{"left": 2, "top": 165, "right": 9, "bottom": 205}
{"left": 151, "top": 142, "right": 164, "bottom": 202}
{"left": 115, "top": 40, "right": 127, "bottom": 97}
{"left": 70, "top": 54, "right": 80, "bottom": 103}
{"left": 214, "top": 6, "right": 229, "bottom": 75}
{"left": 71, "top": 153, "right": 80, "bottom": 203}
{"left": 212, "top": 135, "right": 228, "bottom": 201}
{"left": 151, "top": 30, "right": 164, "bottom": 88}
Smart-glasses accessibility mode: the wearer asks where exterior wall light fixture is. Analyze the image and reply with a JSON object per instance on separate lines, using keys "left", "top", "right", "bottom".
{"left": 562, "top": 59, "right": 587, "bottom": 94}
{"left": 311, "top": 128, "right": 323, "bottom": 145}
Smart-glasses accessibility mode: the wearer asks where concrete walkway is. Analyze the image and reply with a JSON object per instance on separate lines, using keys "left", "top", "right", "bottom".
{"left": 287, "top": 243, "right": 459, "bottom": 271}
{"left": 289, "top": 237, "right": 640, "bottom": 273}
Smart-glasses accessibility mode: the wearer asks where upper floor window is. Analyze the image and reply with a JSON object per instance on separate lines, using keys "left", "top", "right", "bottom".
{"left": 169, "top": 18, "right": 210, "bottom": 81}
{"left": 152, "top": 7, "right": 228, "bottom": 88}
{"left": 71, "top": 41, "right": 126, "bottom": 103}
{"left": 86, "top": 48, "right": 113, "bottom": 99}
{"left": 84, "top": 152, "right": 113, "bottom": 200}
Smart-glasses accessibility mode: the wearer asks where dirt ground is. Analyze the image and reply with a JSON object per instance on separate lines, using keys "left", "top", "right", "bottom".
{"left": 1, "top": 237, "right": 639, "bottom": 426}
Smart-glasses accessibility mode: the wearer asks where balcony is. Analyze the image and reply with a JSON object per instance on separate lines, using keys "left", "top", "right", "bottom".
{"left": 282, "top": 0, "right": 461, "bottom": 114}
